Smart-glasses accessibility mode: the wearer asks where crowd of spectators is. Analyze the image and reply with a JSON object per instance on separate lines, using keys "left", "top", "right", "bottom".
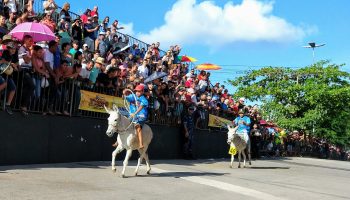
{"left": 0, "top": 1, "right": 348, "bottom": 161}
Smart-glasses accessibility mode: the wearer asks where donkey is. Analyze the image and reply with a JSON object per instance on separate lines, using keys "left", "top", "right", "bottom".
{"left": 104, "top": 105, "right": 153, "bottom": 178}
{"left": 227, "top": 125, "right": 252, "bottom": 168}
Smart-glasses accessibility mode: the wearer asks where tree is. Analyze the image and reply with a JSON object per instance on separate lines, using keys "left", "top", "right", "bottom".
{"left": 228, "top": 61, "right": 350, "bottom": 146}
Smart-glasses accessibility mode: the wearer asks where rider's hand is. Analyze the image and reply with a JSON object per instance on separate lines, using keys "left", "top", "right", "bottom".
{"left": 130, "top": 113, "right": 135, "bottom": 119}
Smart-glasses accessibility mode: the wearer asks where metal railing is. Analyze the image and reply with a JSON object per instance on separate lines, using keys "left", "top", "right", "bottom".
{"left": 0, "top": 71, "right": 182, "bottom": 126}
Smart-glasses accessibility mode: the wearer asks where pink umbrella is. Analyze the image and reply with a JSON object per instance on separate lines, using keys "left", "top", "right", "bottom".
{"left": 9, "top": 22, "right": 55, "bottom": 42}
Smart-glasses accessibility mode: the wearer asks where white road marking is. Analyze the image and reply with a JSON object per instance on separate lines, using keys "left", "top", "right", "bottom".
{"left": 152, "top": 167, "right": 285, "bottom": 200}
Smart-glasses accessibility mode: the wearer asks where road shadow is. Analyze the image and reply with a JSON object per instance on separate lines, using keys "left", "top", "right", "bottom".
{"left": 125, "top": 171, "right": 228, "bottom": 178}
{"left": 0, "top": 161, "right": 111, "bottom": 172}
{"left": 248, "top": 166, "right": 290, "bottom": 170}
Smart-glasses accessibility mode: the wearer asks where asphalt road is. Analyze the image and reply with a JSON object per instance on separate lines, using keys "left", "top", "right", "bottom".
{"left": 1, "top": 157, "right": 349, "bottom": 200}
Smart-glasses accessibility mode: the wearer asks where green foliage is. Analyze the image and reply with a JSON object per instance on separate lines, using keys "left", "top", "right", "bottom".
{"left": 228, "top": 61, "right": 350, "bottom": 146}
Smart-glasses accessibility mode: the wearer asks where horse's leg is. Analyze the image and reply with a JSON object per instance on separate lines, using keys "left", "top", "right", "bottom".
{"left": 135, "top": 148, "right": 144, "bottom": 176}
{"left": 242, "top": 148, "right": 247, "bottom": 168}
{"left": 230, "top": 143, "right": 234, "bottom": 168}
{"left": 143, "top": 150, "right": 151, "bottom": 174}
{"left": 121, "top": 149, "right": 133, "bottom": 178}
{"left": 238, "top": 151, "right": 241, "bottom": 168}
{"left": 248, "top": 142, "right": 252, "bottom": 165}
{"left": 230, "top": 154, "right": 234, "bottom": 168}
{"left": 112, "top": 146, "right": 124, "bottom": 172}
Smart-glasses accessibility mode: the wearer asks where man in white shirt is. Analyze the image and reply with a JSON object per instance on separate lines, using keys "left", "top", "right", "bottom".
{"left": 137, "top": 60, "right": 149, "bottom": 80}
{"left": 80, "top": 60, "right": 94, "bottom": 80}
{"left": 44, "top": 41, "right": 56, "bottom": 72}
{"left": 4, "top": 0, "right": 17, "bottom": 13}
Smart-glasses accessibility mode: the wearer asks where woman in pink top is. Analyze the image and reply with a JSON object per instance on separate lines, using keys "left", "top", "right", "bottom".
{"left": 32, "top": 45, "right": 49, "bottom": 99}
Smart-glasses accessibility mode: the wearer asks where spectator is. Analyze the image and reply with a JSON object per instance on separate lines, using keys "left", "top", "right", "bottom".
{"left": 32, "top": 45, "right": 48, "bottom": 100}
{"left": 53, "top": 34, "right": 61, "bottom": 70}
{"left": 53, "top": 60, "right": 70, "bottom": 115}
{"left": 82, "top": 43, "right": 92, "bottom": 61}
{"left": 172, "top": 45, "right": 181, "bottom": 64}
{"left": 182, "top": 106, "right": 196, "bottom": 159}
{"left": 73, "top": 51, "right": 83, "bottom": 65}
{"left": 110, "top": 19, "right": 124, "bottom": 30}
{"left": 90, "top": 6, "right": 98, "bottom": 18}
{"left": 137, "top": 60, "right": 149, "bottom": 80}
{"left": 59, "top": 3, "right": 71, "bottom": 23}
{"left": 106, "top": 57, "right": 117, "bottom": 71}
{"left": 0, "top": 41, "right": 17, "bottom": 114}
{"left": 69, "top": 40, "right": 79, "bottom": 58}
{"left": 89, "top": 56, "right": 104, "bottom": 84}
{"left": 0, "top": 15, "right": 8, "bottom": 38}
{"left": 80, "top": 9, "right": 91, "bottom": 24}
{"left": 80, "top": 60, "right": 94, "bottom": 84}
{"left": 71, "top": 18, "right": 83, "bottom": 46}
{"left": 43, "top": 0, "right": 58, "bottom": 14}
{"left": 58, "top": 21, "right": 72, "bottom": 45}
{"left": 92, "top": 13, "right": 100, "bottom": 39}
{"left": 83, "top": 16, "right": 99, "bottom": 52}
{"left": 95, "top": 31, "right": 107, "bottom": 57}
{"left": 4, "top": 0, "right": 17, "bottom": 13}
{"left": 5, "top": 10, "right": 16, "bottom": 31}
{"left": 41, "top": 13, "right": 56, "bottom": 33}
{"left": 101, "top": 16, "right": 109, "bottom": 32}
{"left": 61, "top": 42, "right": 72, "bottom": 66}
{"left": 44, "top": 40, "right": 57, "bottom": 78}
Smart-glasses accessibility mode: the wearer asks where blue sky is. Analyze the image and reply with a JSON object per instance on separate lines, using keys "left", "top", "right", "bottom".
{"left": 55, "top": 0, "right": 350, "bottom": 92}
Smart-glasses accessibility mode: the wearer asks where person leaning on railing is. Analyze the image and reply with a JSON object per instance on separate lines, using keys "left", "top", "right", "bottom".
{"left": 0, "top": 41, "right": 17, "bottom": 115}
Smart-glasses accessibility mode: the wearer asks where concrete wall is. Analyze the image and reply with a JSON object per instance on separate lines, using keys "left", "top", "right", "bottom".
{"left": 0, "top": 112, "right": 229, "bottom": 165}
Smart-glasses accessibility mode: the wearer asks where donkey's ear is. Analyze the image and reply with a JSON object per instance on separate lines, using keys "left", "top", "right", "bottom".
{"left": 227, "top": 124, "right": 232, "bottom": 130}
{"left": 104, "top": 105, "right": 111, "bottom": 114}
{"left": 113, "top": 104, "right": 119, "bottom": 112}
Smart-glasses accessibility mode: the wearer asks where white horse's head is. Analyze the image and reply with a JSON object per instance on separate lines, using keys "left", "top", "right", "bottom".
{"left": 104, "top": 104, "right": 120, "bottom": 137}
{"left": 227, "top": 124, "right": 238, "bottom": 144}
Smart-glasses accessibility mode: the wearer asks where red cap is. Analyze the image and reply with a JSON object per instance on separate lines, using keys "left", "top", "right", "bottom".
{"left": 134, "top": 85, "right": 144, "bottom": 92}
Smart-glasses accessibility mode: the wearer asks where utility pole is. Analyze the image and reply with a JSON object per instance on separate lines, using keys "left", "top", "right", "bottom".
{"left": 302, "top": 42, "right": 325, "bottom": 64}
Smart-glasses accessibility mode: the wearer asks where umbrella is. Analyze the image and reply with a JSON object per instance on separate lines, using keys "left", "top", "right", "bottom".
{"left": 196, "top": 63, "right": 221, "bottom": 70}
{"left": 9, "top": 22, "right": 55, "bottom": 42}
{"left": 178, "top": 55, "right": 197, "bottom": 62}
{"left": 144, "top": 71, "right": 167, "bottom": 83}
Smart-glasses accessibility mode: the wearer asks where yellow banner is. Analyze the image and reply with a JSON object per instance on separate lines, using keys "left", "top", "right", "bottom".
{"left": 208, "top": 114, "right": 232, "bottom": 128}
{"left": 79, "top": 90, "right": 124, "bottom": 113}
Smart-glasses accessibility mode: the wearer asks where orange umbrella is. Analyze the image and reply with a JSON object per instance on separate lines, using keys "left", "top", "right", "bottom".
{"left": 196, "top": 63, "right": 221, "bottom": 70}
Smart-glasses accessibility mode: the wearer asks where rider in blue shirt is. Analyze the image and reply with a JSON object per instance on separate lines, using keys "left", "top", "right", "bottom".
{"left": 123, "top": 84, "right": 148, "bottom": 149}
{"left": 234, "top": 109, "right": 251, "bottom": 134}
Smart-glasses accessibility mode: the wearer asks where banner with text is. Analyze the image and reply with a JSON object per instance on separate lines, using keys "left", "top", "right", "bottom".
{"left": 208, "top": 114, "right": 232, "bottom": 128}
{"left": 79, "top": 90, "right": 124, "bottom": 113}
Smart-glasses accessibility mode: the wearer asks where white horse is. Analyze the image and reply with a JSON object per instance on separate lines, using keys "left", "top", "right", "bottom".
{"left": 104, "top": 105, "right": 153, "bottom": 178}
{"left": 227, "top": 125, "right": 252, "bottom": 168}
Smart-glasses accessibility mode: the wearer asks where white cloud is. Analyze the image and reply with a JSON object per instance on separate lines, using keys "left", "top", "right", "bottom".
{"left": 135, "top": 0, "right": 314, "bottom": 48}
{"left": 118, "top": 22, "right": 135, "bottom": 36}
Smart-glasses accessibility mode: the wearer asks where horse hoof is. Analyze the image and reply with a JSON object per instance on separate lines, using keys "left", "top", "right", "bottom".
{"left": 238, "top": 165, "right": 241, "bottom": 168}
{"left": 112, "top": 169, "right": 116, "bottom": 173}
{"left": 134, "top": 172, "right": 138, "bottom": 176}
{"left": 147, "top": 170, "right": 151, "bottom": 175}
{"left": 121, "top": 174, "right": 126, "bottom": 178}
{"left": 229, "top": 165, "right": 232, "bottom": 168}
{"left": 249, "top": 162, "right": 252, "bottom": 165}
